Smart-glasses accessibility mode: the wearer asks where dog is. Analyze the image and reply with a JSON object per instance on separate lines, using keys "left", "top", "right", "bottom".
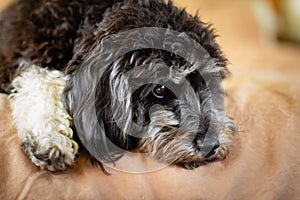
{"left": 0, "top": 0, "right": 236, "bottom": 172}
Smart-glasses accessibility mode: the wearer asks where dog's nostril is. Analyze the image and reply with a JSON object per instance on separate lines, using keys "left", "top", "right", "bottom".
{"left": 213, "top": 140, "right": 220, "bottom": 149}
{"left": 205, "top": 140, "right": 220, "bottom": 158}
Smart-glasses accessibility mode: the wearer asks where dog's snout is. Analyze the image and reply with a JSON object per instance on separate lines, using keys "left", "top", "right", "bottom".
{"left": 204, "top": 140, "right": 220, "bottom": 158}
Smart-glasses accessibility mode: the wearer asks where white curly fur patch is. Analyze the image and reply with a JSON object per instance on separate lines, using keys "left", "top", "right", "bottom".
{"left": 10, "top": 61, "right": 78, "bottom": 171}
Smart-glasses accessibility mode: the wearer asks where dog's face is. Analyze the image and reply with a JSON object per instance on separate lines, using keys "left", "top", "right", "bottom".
{"left": 63, "top": 28, "right": 235, "bottom": 170}
{"left": 62, "top": 1, "right": 236, "bottom": 170}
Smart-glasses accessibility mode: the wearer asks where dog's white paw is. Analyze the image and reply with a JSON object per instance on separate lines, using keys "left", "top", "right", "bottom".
{"left": 21, "top": 128, "right": 78, "bottom": 171}
{"left": 10, "top": 61, "right": 78, "bottom": 171}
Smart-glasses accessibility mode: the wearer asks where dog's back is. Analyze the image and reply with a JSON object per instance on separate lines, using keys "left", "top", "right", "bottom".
{"left": 0, "top": 0, "right": 121, "bottom": 92}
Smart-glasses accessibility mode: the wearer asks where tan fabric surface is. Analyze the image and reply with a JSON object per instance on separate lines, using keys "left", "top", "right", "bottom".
{"left": 1, "top": 0, "right": 300, "bottom": 199}
{"left": 1, "top": 71, "right": 300, "bottom": 199}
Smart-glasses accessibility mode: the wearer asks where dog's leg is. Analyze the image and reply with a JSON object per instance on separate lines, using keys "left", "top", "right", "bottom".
{"left": 10, "top": 61, "right": 78, "bottom": 171}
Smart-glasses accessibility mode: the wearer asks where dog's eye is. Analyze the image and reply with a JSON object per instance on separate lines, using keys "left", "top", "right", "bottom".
{"left": 152, "top": 85, "right": 166, "bottom": 99}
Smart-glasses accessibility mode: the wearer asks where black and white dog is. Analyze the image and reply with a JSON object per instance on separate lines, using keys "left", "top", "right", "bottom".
{"left": 0, "top": 0, "right": 236, "bottom": 172}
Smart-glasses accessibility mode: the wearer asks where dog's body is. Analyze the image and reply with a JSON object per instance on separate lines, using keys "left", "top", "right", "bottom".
{"left": 0, "top": 0, "right": 236, "bottom": 171}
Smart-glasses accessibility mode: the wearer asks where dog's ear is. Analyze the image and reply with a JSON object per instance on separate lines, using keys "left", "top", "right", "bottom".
{"left": 61, "top": 51, "right": 126, "bottom": 164}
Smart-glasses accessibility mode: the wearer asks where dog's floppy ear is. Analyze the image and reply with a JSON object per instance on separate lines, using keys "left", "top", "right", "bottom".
{"left": 62, "top": 48, "right": 126, "bottom": 164}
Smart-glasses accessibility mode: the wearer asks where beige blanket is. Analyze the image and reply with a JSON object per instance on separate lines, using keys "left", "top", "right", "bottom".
{"left": 1, "top": 0, "right": 300, "bottom": 199}
{"left": 1, "top": 68, "right": 300, "bottom": 199}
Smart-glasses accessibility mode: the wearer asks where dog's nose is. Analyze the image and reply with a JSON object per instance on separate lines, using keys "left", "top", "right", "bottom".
{"left": 204, "top": 140, "right": 220, "bottom": 158}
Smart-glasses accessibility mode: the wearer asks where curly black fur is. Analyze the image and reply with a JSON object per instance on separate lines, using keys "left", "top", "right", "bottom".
{"left": 0, "top": 0, "right": 226, "bottom": 92}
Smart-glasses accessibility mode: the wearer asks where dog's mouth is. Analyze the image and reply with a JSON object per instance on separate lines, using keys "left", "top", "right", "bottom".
{"left": 140, "top": 132, "right": 229, "bottom": 169}
{"left": 136, "top": 115, "right": 233, "bottom": 169}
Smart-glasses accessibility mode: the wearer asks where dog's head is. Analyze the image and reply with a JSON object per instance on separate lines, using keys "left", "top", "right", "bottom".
{"left": 63, "top": 0, "right": 236, "bottom": 170}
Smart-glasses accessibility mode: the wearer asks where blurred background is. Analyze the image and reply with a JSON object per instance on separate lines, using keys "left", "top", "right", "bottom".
{"left": 173, "top": 0, "right": 300, "bottom": 81}
{"left": 0, "top": 0, "right": 300, "bottom": 80}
